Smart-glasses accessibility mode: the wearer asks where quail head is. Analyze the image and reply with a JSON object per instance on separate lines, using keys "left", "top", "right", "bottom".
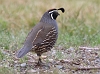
{"left": 16, "top": 8, "right": 65, "bottom": 66}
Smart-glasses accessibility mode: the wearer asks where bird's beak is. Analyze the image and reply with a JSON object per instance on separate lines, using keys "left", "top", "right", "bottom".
{"left": 58, "top": 12, "right": 60, "bottom": 15}
{"left": 55, "top": 10, "right": 60, "bottom": 16}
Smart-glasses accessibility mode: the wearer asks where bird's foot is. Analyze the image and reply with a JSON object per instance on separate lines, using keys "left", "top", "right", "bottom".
{"left": 34, "top": 58, "right": 50, "bottom": 69}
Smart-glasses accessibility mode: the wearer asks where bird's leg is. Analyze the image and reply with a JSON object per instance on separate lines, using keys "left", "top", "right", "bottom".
{"left": 37, "top": 56, "right": 42, "bottom": 65}
{"left": 36, "top": 55, "right": 50, "bottom": 69}
{"left": 36, "top": 55, "right": 45, "bottom": 66}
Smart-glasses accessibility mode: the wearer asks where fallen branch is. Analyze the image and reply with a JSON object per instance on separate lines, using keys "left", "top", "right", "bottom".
{"left": 71, "top": 67, "right": 100, "bottom": 71}
{"left": 79, "top": 46, "right": 100, "bottom": 50}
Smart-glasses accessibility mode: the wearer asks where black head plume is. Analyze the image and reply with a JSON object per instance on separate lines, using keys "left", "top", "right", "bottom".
{"left": 48, "top": 8, "right": 65, "bottom": 13}
{"left": 57, "top": 8, "right": 65, "bottom": 13}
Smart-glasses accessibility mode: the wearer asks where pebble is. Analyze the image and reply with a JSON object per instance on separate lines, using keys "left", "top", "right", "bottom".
{"left": 28, "top": 69, "right": 37, "bottom": 73}
{"left": 20, "top": 63, "right": 26, "bottom": 67}
{"left": 56, "top": 65, "right": 64, "bottom": 69}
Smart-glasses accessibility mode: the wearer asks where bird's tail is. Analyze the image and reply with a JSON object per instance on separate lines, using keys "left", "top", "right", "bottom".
{"left": 16, "top": 45, "right": 32, "bottom": 58}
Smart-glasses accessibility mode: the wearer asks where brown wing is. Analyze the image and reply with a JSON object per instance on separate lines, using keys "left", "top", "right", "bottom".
{"left": 34, "top": 27, "right": 58, "bottom": 56}
{"left": 16, "top": 22, "right": 53, "bottom": 58}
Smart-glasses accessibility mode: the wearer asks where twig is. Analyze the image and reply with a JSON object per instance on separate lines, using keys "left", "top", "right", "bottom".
{"left": 79, "top": 46, "right": 100, "bottom": 50}
{"left": 71, "top": 67, "right": 100, "bottom": 71}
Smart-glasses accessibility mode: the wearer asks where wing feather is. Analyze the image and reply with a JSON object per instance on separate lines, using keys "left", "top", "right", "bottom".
{"left": 16, "top": 22, "right": 53, "bottom": 58}
{"left": 16, "top": 28, "right": 43, "bottom": 58}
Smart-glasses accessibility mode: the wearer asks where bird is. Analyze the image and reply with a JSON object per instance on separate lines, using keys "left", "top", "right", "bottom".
{"left": 16, "top": 8, "right": 65, "bottom": 66}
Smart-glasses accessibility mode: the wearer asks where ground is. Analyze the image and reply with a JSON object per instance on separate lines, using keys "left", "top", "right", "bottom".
{"left": 0, "top": 46, "right": 100, "bottom": 74}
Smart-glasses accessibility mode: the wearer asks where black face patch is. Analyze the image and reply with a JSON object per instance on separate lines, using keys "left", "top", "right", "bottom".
{"left": 50, "top": 11, "right": 59, "bottom": 20}
{"left": 52, "top": 12, "right": 59, "bottom": 20}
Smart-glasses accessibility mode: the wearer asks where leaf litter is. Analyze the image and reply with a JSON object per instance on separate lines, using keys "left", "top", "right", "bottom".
{"left": 0, "top": 46, "right": 100, "bottom": 74}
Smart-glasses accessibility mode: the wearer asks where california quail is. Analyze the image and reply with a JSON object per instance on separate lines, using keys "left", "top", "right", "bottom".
{"left": 16, "top": 8, "right": 65, "bottom": 65}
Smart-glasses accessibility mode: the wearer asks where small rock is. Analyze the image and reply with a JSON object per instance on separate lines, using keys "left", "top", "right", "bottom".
{"left": 41, "top": 55, "right": 47, "bottom": 59}
{"left": 14, "top": 61, "right": 18, "bottom": 63}
{"left": 48, "top": 59, "right": 53, "bottom": 62}
{"left": 56, "top": 65, "right": 64, "bottom": 69}
{"left": 28, "top": 69, "right": 37, "bottom": 73}
{"left": 69, "top": 47, "right": 74, "bottom": 51}
{"left": 21, "top": 63, "right": 26, "bottom": 67}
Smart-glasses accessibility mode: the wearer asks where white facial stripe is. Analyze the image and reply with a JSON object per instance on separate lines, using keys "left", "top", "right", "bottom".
{"left": 49, "top": 10, "right": 57, "bottom": 14}
{"left": 51, "top": 13, "right": 54, "bottom": 20}
{"left": 49, "top": 10, "right": 57, "bottom": 20}
{"left": 49, "top": 11, "right": 54, "bottom": 14}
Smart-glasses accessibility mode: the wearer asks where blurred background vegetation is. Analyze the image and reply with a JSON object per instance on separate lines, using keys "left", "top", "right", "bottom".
{"left": 0, "top": 0, "right": 100, "bottom": 73}
{"left": 0, "top": 0, "right": 100, "bottom": 51}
